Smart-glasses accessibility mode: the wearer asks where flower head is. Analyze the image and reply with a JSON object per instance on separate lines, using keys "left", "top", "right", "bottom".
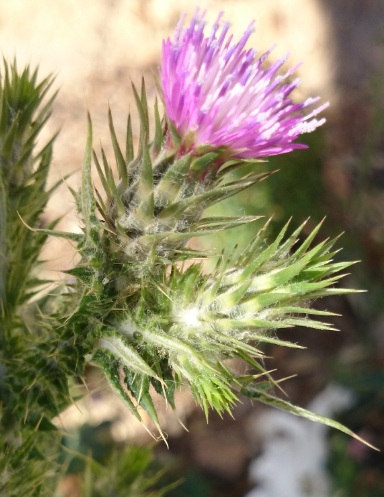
{"left": 161, "top": 11, "right": 328, "bottom": 159}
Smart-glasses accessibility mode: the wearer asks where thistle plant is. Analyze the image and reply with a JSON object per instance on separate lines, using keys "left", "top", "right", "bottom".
{"left": 54, "top": 10, "right": 373, "bottom": 448}
{"left": 0, "top": 10, "right": 377, "bottom": 496}
{"left": 0, "top": 61, "right": 64, "bottom": 495}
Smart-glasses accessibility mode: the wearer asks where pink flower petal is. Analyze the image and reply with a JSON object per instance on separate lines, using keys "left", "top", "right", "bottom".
{"left": 161, "top": 10, "right": 328, "bottom": 159}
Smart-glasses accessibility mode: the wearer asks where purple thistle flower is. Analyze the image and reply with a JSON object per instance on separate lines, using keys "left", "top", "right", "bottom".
{"left": 161, "top": 11, "right": 328, "bottom": 159}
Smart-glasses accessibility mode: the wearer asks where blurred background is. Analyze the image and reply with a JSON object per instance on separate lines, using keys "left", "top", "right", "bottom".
{"left": 2, "top": 0, "right": 384, "bottom": 495}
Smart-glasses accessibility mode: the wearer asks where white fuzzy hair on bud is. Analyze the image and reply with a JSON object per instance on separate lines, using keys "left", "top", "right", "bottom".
{"left": 176, "top": 307, "right": 201, "bottom": 327}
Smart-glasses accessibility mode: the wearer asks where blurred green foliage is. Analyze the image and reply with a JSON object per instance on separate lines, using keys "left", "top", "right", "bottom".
{"left": 60, "top": 423, "right": 177, "bottom": 497}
